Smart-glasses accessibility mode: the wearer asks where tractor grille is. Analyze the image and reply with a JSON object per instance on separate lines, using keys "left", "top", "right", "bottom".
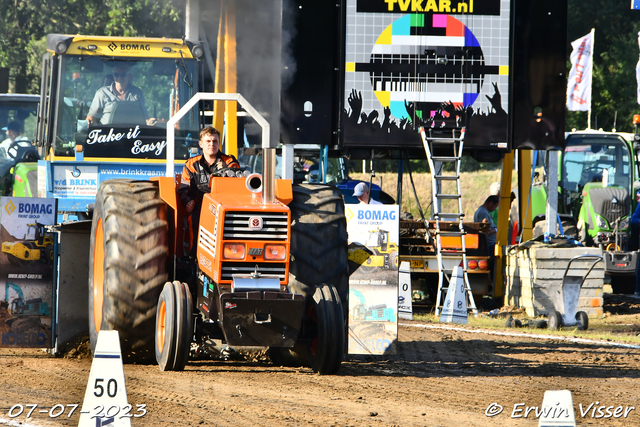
{"left": 223, "top": 211, "right": 288, "bottom": 240}
{"left": 220, "top": 262, "right": 287, "bottom": 282}
{"left": 590, "top": 187, "right": 629, "bottom": 224}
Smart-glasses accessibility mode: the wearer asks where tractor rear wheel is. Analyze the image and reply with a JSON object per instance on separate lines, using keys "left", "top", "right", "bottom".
{"left": 89, "top": 180, "right": 169, "bottom": 363}
{"left": 281, "top": 184, "right": 348, "bottom": 373}
{"left": 269, "top": 286, "right": 347, "bottom": 374}
{"left": 288, "top": 184, "right": 349, "bottom": 304}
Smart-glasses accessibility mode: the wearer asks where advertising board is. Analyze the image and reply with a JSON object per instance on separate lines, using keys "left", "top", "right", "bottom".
{"left": 346, "top": 204, "right": 399, "bottom": 355}
{"left": 0, "top": 197, "right": 56, "bottom": 348}
{"left": 342, "top": 0, "right": 511, "bottom": 150}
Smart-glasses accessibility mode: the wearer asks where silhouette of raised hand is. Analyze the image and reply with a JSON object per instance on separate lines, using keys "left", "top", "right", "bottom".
{"left": 347, "top": 89, "right": 363, "bottom": 122}
{"left": 404, "top": 100, "right": 415, "bottom": 119}
{"left": 367, "top": 110, "right": 379, "bottom": 127}
{"left": 442, "top": 101, "right": 457, "bottom": 116}
{"left": 485, "top": 82, "right": 506, "bottom": 115}
{"left": 382, "top": 106, "right": 391, "bottom": 129}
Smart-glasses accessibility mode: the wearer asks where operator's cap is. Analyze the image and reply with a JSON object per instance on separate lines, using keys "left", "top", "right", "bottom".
{"left": 2, "top": 121, "right": 20, "bottom": 132}
{"left": 353, "top": 182, "right": 369, "bottom": 197}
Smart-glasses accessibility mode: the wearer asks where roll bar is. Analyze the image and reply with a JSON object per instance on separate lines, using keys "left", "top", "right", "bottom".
{"left": 165, "top": 92, "right": 274, "bottom": 204}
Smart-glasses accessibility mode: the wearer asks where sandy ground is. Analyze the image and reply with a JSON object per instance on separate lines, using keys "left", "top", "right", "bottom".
{"left": 0, "top": 313, "right": 639, "bottom": 427}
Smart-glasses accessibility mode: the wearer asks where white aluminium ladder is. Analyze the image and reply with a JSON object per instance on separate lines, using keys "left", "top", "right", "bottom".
{"left": 419, "top": 127, "right": 478, "bottom": 317}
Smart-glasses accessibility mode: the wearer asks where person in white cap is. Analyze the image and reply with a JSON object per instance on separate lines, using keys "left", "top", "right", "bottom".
{"left": 353, "top": 182, "right": 382, "bottom": 204}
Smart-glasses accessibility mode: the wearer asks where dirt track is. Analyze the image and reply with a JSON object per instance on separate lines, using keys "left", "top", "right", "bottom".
{"left": 1, "top": 317, "right": 639, "bottom": 427}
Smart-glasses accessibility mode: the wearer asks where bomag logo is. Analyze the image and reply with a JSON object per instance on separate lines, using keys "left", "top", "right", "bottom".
{"left": 345, "top": 208, "right": 355, "bottom": 221}
{"left": 107, "top": 42, "right": 151, "bottom": 52}
{"left": 357, "top": 209, "right": 397, "bottom": 221}
{"left": 4, "top": 200, "right": 16, "bottom": 216}
{"left": 18, "top": 203, "right": 54, "bottom": 215}
{"left": 121, "top": 43, "right": 151, "bottom": 51}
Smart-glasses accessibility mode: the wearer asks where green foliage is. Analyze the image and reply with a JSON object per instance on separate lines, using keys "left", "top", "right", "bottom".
{"left": 0, "top": 0, "right": 183, "bottom": 93}
{"left": 567, "top": 1, "right": 640, "bottom": 133}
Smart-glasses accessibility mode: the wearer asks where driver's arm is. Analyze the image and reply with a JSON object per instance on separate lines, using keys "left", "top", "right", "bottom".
{"left": 86, "top": 87, "right": 106, "bottom": 125}
{"left": 221, "top": 153, "right": 240, "bottom": 169}
{"left": 178, "top": 157, "right": 200, "bottom": 214}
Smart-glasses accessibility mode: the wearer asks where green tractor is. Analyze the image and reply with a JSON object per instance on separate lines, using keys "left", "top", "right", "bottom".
{"left": 0, "top": 94, "right": 40, "bottom": 197}
{"left": 531, "top": 129, "right": 639, "bottom": 275}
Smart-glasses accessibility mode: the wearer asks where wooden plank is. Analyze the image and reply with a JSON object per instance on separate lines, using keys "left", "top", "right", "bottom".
{"left": 513, "top": 268, "right": 605, "bottom": 280}
{"left": 527, "top": 259, "right": 605, "bottom": 271}
{"left": 520, "top": 285, "right": 603, "bottom": 300}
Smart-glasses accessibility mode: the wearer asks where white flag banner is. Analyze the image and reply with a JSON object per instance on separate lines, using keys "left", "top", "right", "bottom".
{"left": 566, "top": 32, "right": 593, "bottom": 111}
{"left": 636, "top": 32, "right": 640, "bottom": 105}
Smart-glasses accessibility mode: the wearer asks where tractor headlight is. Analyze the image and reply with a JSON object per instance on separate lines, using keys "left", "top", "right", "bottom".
{"left": 595, "top": 215, "right": 608, "bottom": 229}
{"left": 223, "top": 243, "right": 246, "bottom": 259}
{"left": 619, "top": 217, "right": 629, "bottom": 230}
{"left": 264, "top": 244, "right": 286, "bottom": 260}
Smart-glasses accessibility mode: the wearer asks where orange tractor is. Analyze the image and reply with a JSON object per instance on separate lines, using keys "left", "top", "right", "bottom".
{"left": 88, "top": 94, "right": 348, "bottom": 374}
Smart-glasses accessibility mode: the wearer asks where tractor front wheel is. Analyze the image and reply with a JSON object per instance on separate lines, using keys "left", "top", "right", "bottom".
{"left": 155, "top": 281, "right": 193, "bottom": 371}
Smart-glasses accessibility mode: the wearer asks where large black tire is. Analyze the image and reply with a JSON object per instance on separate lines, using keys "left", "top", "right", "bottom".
{"left": 155, "top": 281, "right": 193, "bottom": 371}
{"left": 288, "top": 184, "right": 349, "bottom": 307}
{"left": 89, "top": 180, "right": 169, "bottom": 363}
{"left": 282, "top": 184, "right": 348, "bottom": 372}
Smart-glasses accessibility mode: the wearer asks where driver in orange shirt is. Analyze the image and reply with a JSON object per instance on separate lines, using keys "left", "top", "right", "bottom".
{"left": 178, "top": 126, "right": 239, "bottom": 254}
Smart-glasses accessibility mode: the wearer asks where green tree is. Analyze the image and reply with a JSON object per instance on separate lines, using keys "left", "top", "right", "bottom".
{"left": 567, "top": 0, "right": 640, "bottom": 132}
{"left": 0, "top": 0, "right": 183, "bottom": 94}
